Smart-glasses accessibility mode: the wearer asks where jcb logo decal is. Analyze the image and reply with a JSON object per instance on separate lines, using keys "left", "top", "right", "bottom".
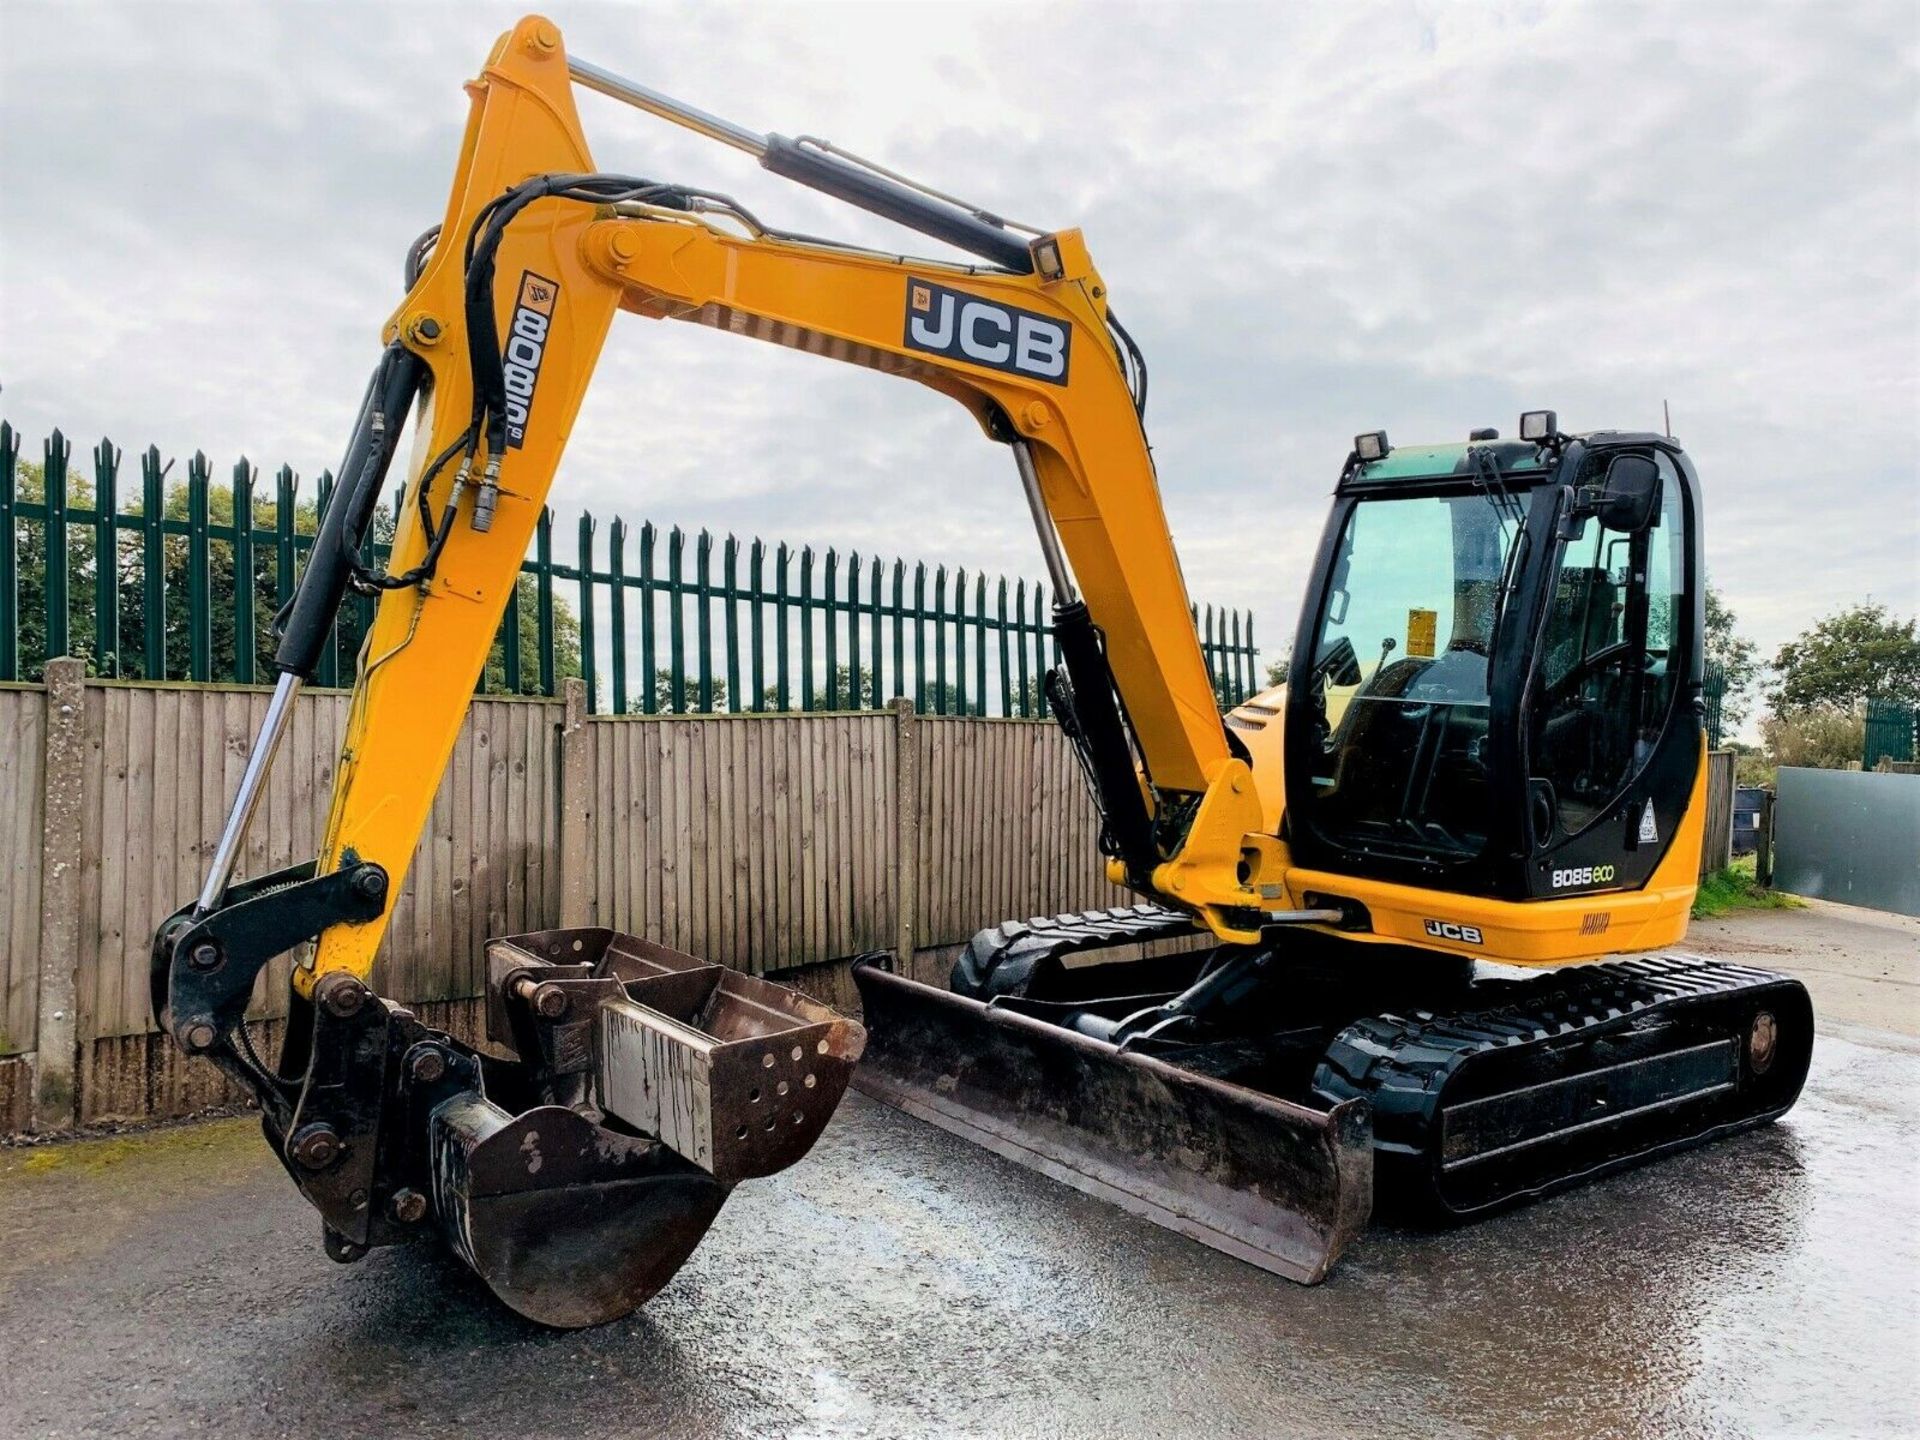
{"left": 1423, "top": 919, "right": 1483, "bottom": 945}
{"left": 503, "top": 271, "right": 559, "bottom": 449}
{"left": 1551, "top": 864, "right": 1617, "bottom": 889}
{"left": 904, "top": 277, "right": 1070, "bottom": 384}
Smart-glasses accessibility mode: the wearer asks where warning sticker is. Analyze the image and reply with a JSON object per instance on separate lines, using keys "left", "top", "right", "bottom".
{"left": 1638, "top": 800, "right": 1660, "bottom": 844}
{"left": 1407, "top": 608, "right": 1438, "bottom": 659}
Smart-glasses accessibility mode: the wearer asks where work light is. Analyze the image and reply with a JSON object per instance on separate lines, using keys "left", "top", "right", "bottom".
{"left": 1354, "top": 431, "right": 1389, "bottom": 462}
{"left": 1520, "top": 410, "right": 1558, "bottom": 442}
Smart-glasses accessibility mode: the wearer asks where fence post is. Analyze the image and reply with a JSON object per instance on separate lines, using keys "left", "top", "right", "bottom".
{"left": 557, "top": 676, "right": 594, "bottom": 927}
{"left": 0, "top": 423, "right": 18, "bottom": 682}
{"left": 892, "top": 696, "right": 918, "bottom": 966}
{"left": 93, "top": 439, "right": 122, "bottom": 677}
{"left": 43, "top": 432, "right": 72, "bottom": 667}
{"left": 33, "top": 657, "right": 86, "bottom": 1132}
{"left": 1755, "top": 788, "right": 1775, "bottom": 888}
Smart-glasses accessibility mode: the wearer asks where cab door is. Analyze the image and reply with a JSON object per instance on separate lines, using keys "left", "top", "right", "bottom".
{"left": 1522, "top": 447, "right": 1702, "bottom": 897}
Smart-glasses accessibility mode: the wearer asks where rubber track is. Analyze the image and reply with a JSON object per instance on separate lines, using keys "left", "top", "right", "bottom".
{"left": 950, "top": 903, "right": 1199, "bottom": 1000}
{"left": 1313, "top": 953, "right": 1794, "bottom": 1154}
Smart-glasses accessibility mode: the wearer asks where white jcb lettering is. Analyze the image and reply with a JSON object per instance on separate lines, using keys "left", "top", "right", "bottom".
{"left": 904, "top": 278, "right": 1071, "bottom": 384}
{"left": 1015, "top": 316, "right": 1068, "bottom": 378}
{"left": 909, "top": 294, "right": 954, "bottom": 348}
{"left": 959, "top": 300, "right": 1012, "bottom": 363}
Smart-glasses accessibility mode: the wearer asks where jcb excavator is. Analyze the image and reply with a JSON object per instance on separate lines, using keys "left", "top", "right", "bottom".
{"left": 152, "top": 16, "right": 1813, "bottom": 1327}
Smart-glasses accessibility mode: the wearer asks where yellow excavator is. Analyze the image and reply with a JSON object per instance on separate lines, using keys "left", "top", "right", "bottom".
{"left": 151, "top": 16, "right": 1812, "bottom": 1327}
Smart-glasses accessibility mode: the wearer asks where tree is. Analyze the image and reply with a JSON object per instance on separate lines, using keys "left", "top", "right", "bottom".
{"left": 1263, "top": 648, "right": 1291, "bottom": 690}
{"left": 1759, "top": 707, "right": 1865, "bottom": 772}
{"left": 483, "top": 573, "right": 584, "bottom": 695}
{"left": 1770, "top": 602, "right": 1920, "bottom": 712}
{"left": 6, "top": 459, "right": 97, "bottom": 680}
{"left": 1705, "top": 583, "right": 1761, "bottom": 730}
{"left": 649, "top": 667, "right": 729, "bottom": 713}
{"left": 9, "top": 456, "right": 581, "bottom": 690}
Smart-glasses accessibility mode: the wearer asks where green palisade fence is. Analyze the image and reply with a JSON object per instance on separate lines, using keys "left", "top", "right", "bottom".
{"left": 0, "top": 422, "right": 1260, "bottom": 715}
{"left": 1702, "top": 661, "right": 1726, "bottom": 749}
{"left": 1863, "top": 697, "right": 1919, "bottom": 770}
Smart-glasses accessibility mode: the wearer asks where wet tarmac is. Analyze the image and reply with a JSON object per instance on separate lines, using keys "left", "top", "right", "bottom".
{"left": 2, "top": 1021, "right": 1917, "bottom": 1439}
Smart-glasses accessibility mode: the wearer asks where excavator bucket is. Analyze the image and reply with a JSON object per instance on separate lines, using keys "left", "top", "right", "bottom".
{"left": 425, "top": 928, "right": 865, "bottom": 1325}
{"left": 851, "top": 959, "right": 1372, "bottom": 1284}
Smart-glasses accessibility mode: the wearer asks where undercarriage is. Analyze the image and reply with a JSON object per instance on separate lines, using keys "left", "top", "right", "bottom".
{"left": 854, "top": 904, "right": 1814, "bottom": 1280}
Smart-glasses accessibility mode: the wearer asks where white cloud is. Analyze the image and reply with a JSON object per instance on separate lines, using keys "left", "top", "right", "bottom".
{"left": 2, "top": 0, "right": 1914, "bottom": 683}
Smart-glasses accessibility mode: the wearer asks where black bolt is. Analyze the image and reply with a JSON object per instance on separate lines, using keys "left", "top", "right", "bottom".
{"left": 290, "top": 1124, "right": 342, "bottom": 1171}
{"left": 352, "top": 868, "right": 387, "bottom": 902}
{"left": 323, "top": 1226, "right": 368, "bottom": 1265}
{"left": 408, "top": 1047, "right": 447, "bottom": 1086}
{"left": 317, "top": 974, "right": 368, "bottom": 1019}
{"left": 187, "top": 941, "right": 222, "bottom": 973}
{"left": 417, "top": 317, "right": 441, "bottom": 340}
{"left": 389, "top": 1188, "right": 428, "bottom": 1224}
{"left": 532, "top": 983, "right": 568, "bottom": 1020}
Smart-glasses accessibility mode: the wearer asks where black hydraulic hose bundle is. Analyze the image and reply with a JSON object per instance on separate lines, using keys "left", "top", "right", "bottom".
{"left": 272, "top": 344, "right": 427, "bottom": 678}
{"left": 1049, "top": 599, "right": 1157, "bottom": 884}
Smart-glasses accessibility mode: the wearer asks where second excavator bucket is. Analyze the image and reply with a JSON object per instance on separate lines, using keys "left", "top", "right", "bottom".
{"left": 851, "top": 959, "right": 1372, "bottom": 1284}
{"left": 425, "top": 928, "right": 865, "bottom": 1326}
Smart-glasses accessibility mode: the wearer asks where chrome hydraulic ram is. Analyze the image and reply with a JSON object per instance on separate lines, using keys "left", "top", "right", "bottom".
{"left": 567, "top": 54, "right": 1036, "bottom": 271}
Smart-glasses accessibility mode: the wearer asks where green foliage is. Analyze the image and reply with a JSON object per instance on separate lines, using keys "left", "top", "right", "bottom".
{"left": 483, "top": 574, "right": 583, "bottom": 695}
{"left": 1729, "top": 742, "right": 1775, "bottom": 789}
{"left": 1759, "top": 705, "right": 1866, "bottom": 771}
{"left": 1705, "top": 583, "right": 1761, "bottom": 731}
{"left": 9, "top": 459, "right": 100, "bottom": 679}
{"left": 1769, "top": 602, "right": 1920, "bottom": 712}
{"left": 11, "top": 458, "right": 581, "bottom": 690}
{"left": 749, "top": 670, "right": 1000, "bottom": 715}
{"left": 649, "top": 667, "right": 729, "bottom": 712}
{"left": 1692, "top": 857, "right": 1804, "bottom": 919}
{"left": 1263, "top": 650, "right": 1291, "bottom": 690}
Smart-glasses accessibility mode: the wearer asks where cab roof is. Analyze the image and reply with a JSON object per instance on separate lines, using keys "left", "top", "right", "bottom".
{"left": 1346, "top": 431, "right": 1677, "bottom": 487}
{"left": 1349, "top": 438, "right": 1549, "bottom": 485}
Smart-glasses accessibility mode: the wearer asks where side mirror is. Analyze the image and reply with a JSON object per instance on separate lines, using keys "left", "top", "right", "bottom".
{"left": 1312, "top": 635, "right": 1362, "bottom": 688}
{"left": 1597, "top": 454, "right": 1661, "bottom": 532}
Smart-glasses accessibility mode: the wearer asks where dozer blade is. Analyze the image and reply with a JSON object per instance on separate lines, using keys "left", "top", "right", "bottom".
{"left": 852, "top": 959, "right": 1372, "bottom": 1284}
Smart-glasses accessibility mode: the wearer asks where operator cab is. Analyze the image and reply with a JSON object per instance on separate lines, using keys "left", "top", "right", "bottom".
{"left": 1283, "top": 414, "right": 1704, "bottom": 901}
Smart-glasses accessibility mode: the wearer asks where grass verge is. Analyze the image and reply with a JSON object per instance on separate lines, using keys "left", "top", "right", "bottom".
{"left": 1693, "top": 856, "right": 1806, "bottom": 919}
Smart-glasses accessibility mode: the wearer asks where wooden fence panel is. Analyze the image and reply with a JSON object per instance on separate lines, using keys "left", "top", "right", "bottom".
{"left": 19, "top": 680, "right": 1138, "bottom": 1128}
{"left": 583, "top": 713, "right": 897, "bottom": 973}
{"left": 0, "top": 686, "right": 45, "bottom": 1056}
{"left": 74, "top": 685, "right": 563, "bottom": 1042}
{"left": 913, "top": 717, "right": 1125, "bottom": 950}
{"left": 1700, "top": 748, "right": 1737, "bottom": 877}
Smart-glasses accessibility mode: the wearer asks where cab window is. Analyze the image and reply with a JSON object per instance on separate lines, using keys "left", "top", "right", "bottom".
{"left": 1529, "top": 453, "right": 1686, "bottom": 838}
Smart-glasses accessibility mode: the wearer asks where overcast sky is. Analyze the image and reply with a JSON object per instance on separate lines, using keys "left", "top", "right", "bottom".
{"left": 3, "top": 1, "right": 1916, "bottom": 698}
